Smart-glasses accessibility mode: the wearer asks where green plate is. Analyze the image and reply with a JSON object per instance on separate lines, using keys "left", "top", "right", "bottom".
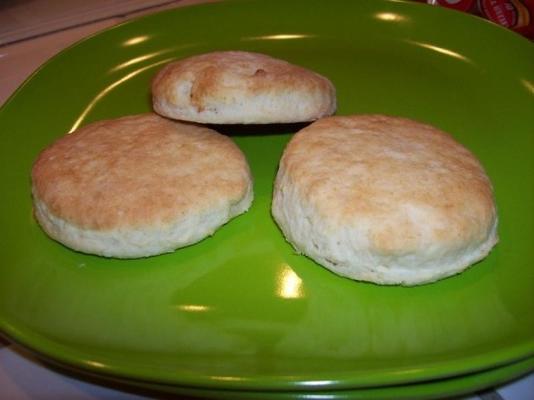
{"left": 1, "top": 0, "right": 533, "bottom": 393}
{"left": 84, "top": 357, "right": 534, "bottom": 399}
{"left": 32, "top": 352, "right": 534, "bottom": 399}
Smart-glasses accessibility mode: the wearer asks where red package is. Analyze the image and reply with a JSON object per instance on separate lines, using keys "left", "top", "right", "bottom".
{"left": 422, "top": 0, "right": 534, "bottom": 38}
{"left": 478, "top": 0, "right": 534, "bottom": 38}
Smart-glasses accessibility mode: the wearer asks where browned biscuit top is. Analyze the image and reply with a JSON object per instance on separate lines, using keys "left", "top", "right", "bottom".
{"left": 32, "top": 114, "right": 251, "bottom": 230}
{"left": 151, "top": 51, "right": 336, "bottom": 123}
{"left": 279, "top": 115, "right": 496, "bottom": 253}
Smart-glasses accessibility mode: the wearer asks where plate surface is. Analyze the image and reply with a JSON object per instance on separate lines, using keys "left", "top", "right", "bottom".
{"left": 0, "top": 0, "right": 533, "bottom": 392}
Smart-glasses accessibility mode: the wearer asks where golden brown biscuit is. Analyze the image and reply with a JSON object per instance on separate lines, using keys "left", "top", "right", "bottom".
{"left": 272, "top": 115, "right": 498, "bottom": 285}
{"left": 32, "top": 114, "right": 253, "bottom": 258}
{"left": 152, "top": 51, "right": 336, "bottom": 124}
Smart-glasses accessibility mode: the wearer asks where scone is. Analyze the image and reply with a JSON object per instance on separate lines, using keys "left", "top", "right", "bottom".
{"left": 31, "top": 114, "right": 253, "bottom": 258}
{"left": 272, "top": 115, "right": 498, "bottom": 285}
{"left": 152, "top": 51, "right": 336, "bottom": 124}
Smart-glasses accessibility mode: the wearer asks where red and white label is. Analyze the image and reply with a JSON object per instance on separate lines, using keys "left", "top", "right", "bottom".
{"left": 479, "top": 0, "right": 531, "bottom": 28}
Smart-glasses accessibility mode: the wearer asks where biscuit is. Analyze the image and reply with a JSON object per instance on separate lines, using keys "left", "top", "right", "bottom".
{"left": 152, "top": 51, "right": 336, "bottom": 124}
{"left": 272, "top": 115, "right": 498, "bottom": 285}
{"left": 32, "top": 114, "right": 253, "bottom": 258}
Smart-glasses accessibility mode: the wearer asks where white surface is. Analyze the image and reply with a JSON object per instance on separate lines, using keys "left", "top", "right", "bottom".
{"left": 0, "top": 347, "right": 147, "bottom": 400}
{"left": 0, "top": 19, "right": 119, "bottom": 106}
{"left": 0, "top": 0, "right": 180, "bottom": 45}
{"left": 497, "top": 373, "right": 534, "bottom": 399}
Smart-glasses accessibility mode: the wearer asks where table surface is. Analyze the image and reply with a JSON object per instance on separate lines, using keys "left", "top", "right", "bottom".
{"left": 0, "top": 1, "right": 532, "bottom": 398}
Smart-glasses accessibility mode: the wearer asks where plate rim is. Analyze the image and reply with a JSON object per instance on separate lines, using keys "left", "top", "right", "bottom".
{"left": 5, "top": 337, "right": 534, "bottom": 398}
{"left": 1, "top": 326, "right": 534, "bottom": 390}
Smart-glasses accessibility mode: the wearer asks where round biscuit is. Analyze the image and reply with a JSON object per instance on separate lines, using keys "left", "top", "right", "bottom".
{"left": 272, "top": 115, "right": 498, "bottom": 285}
{"left": 152, "top": 51, "right": 336, "bottom": 124}
{"left": 32, "top": 113, "right": 253, "bottom": 258}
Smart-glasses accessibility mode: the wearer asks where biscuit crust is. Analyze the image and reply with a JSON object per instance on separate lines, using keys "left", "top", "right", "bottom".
{"left": 272, "top": 115, "right": 498, "bottom": 285}
{"left": 152, "top": 51, "right": 336, "bottom": 124}
{"left": 32, "top": 114, "right": 253, "bottom": 258}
